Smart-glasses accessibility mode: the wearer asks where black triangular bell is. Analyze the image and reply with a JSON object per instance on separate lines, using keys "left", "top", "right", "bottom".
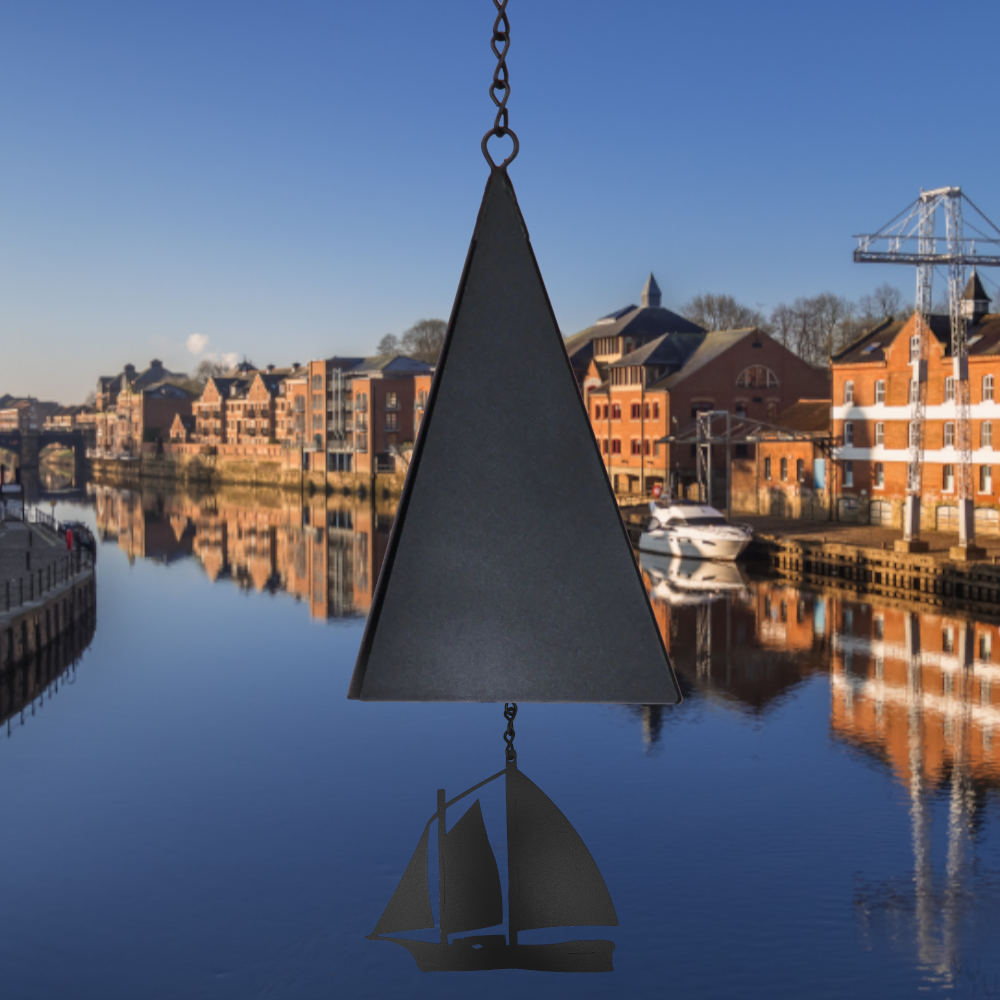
{"left": 348, "top": 168, "right": 680, "bottom": 703}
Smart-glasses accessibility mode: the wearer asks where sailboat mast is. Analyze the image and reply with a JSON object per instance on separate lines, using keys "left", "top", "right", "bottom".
{"left": 437, "top": 788, "right": 447, "bottom": 945}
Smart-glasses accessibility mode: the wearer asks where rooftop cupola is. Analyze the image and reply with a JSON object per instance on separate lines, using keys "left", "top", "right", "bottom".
{"left": 961, "top": 270, "right": 991, "bottom": 322}
{"left": 641, "top": 273, "right": 662, "bottom": 309}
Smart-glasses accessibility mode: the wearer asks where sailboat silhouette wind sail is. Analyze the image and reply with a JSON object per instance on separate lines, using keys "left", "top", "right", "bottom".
{"left": 369, "top": 760, "right": 618, "bottom": 972}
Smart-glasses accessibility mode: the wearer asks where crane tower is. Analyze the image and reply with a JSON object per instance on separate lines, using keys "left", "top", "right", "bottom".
{"left": 854, "top": 188, "right": 1000, "bottom": 551}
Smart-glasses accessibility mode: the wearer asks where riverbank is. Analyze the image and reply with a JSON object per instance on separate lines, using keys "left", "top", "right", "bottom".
{"left": 89, "top": 453, "right": 408, "bottom": 497}
{"left": 0, "top": 521, "right": 96, "bottom": 670}
{"left": 744, "top": 515, "right": 1000, "bottom": 620}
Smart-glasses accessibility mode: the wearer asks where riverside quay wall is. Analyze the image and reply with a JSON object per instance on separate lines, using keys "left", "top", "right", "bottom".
{"left": 89, "top": 445, "right": 408, "bottom": 496}
{"left": 1, "top": 547, "right": 96, "bottom": 671}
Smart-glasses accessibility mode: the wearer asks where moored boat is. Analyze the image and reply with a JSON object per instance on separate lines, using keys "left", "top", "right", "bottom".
{"left": 638, "top": 500, "right": 752, "bottom": 561}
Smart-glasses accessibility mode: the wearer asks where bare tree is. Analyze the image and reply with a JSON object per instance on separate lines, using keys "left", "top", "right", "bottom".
{"left": 376, "top": 333, "right": 400, "bottom": 356}
{"left": 680, "top": 293, "right": 766, "bottom": 332}
{"left": 83, "top": 390, "right": 97, "bottom": 407}
{"left": 401, "top": 319, "right": 447, "bottom": 363}
{"left": 193, "top": 359, "right": 228, "bottom": 385}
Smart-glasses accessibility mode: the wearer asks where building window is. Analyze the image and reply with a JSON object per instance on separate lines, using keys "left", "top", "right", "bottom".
{"left": 735, "top": 400, "right": 747, "bottom": 417}
{"left": 630, "top": 439, "right": 641, "bottom": 455}
{"left": 945, "top": 422, "right": 955, "bottom": 447}
{"left": 984, "top": 421, "right": 993, "bottom": 449}
{"left": 874, "top": 462, "right": 884, "bottom": 487}
{"left": 611, "top": 403, "right": 621, "bottom": 420}
{"left": 594, "top": 403, "right": 601, "bottom": 419}
{"left": 735, "top": 443, "right": 747, "bottom": 458}
{"left": 312, "top": 414, "right": 322, "bottom": 430}
{"left": 766, "top": 402, "right": 778, "bottom": 420}
{"left": 780, "top": 457, "right": 788, "bottom": 481}
{"left": 653, "top": 441, "right": 660, "bottom": 456}
{"left": 601, "top": 439, "right": 608, "bottom": 454}
{"left": 312, "top": 375, "right": 322, "bottom": 390}
{"left": 355, "top": 393, "right": 368, "bottom": 412}
{"left": 385, "top": 412, "right": 398, "bottom": 431}
{"left": 631, "top": 403, "right": 641, "bottom": 419}
{"left": 385, "top": 392, "right": 398, "bottom": 410}
{"left": 736, "top": 366, "right": 779, "bottom": 388}
{"left": 764, "top": 457, "right": 772, "bottom": 480}
{"left": 843, "top": 461, "right": 854, "bottom": 487}
{"left": 909, "top": 422, "right": 920, "bottom": 447}
{"left": 643, "top": 439, "right": 651, "bottom": 455}
{"left": 875, "top": 380, "right": 885, "bottom": 404}
{"left": 979, "top": 632, "right": 992, "bottom": 661}
{"left": 985, "top": 374, "right": 995, "bottom": 401}
{"left": 844, "top": 380, "right": 854, "bottom": 404}
{"left": 611, "top": 439, "right": 621, "bottom": 454}
{"left": 643, "top": 403, "right": 650, "bottom": 419}
{"left": 981, "top": 466, "right": 993, "bottom": 493}
{"left": 652, "top": 402, "right": 660, "bottom": 419}
{"left": 944, "top": 464, "right": 955, "bottom": 491}
{"left": 909, "top": 379, "right": 919, "bottom": 403}
{"left": 355, "top": 433, "right": 368, "bottom": 453}
{"left": 796, "top": 458, "right": 804, "bottom": 482}
{"left": 945, "top": 376, "right": 955, "bottom": 402}
{"left": 875, "top": 422, "right": 884, "bottom": 446}
{"left": 844, "top": 422, "right": 854, "bottom": 446}
{"left": 691, "top": 401, "right": 713, "bottom": 417}
{"left": 910, "top": 334, "right": 920, "bottom": 361}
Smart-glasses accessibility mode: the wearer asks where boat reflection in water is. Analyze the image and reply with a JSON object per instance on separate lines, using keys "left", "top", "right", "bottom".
{"left": 640, "top": 553, "right": 749, "bottom": 607}
{"left": 369, "top": 755, "right": 617, "bottom": 972}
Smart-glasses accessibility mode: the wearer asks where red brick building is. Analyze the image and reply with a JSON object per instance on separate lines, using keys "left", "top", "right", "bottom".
{"left": 830, "top": 274, "right": 1000, "bottom": 532}
{"left": 348, "top": 356, "right": 432, "bottom": 475}
{"left": 571, "top": 275, "right": 829, "bottom": 496}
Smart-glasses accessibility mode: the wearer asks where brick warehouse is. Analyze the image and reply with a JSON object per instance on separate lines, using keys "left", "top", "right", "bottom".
{"left": 830, "top": 273, "right": 1000, "bottom": 533}
{"left": 568, "top": 274, "right": 829, "bottom": 495}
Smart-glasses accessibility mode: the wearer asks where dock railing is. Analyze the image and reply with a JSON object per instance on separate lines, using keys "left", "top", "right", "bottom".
{"left": 2, "top": 549, "right": 94, "bottom": 615}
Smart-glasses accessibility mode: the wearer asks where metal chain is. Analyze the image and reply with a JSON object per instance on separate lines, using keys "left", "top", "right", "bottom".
{"left": 481, "top": 0, "right": 519, "bottom": 171}
{"left": 503, "top": 703, "right": 517, "bottom": 763}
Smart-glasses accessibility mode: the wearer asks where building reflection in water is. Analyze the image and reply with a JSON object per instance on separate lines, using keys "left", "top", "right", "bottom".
{"left": 89, "top": 484, "right": 395, "bottom": 620}
{"left": 639, "top": 553, "right": 1000, "bottom": 985}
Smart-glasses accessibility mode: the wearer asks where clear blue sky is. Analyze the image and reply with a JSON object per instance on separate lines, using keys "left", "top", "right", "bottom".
{"left": 2, "top": 0, "right": 998, "bottom": 402}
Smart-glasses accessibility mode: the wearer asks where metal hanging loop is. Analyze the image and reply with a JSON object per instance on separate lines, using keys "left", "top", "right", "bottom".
{"left": 503, "top": 703, "right": 517, "bottom": 763}
{"left": 481, "top": 0, "right": 519, "bottom": 171}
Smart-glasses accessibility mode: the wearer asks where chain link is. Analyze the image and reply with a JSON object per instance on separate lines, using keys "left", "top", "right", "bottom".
{"left": 481, "top": 0, "right": 519, "bottom": 170}
{"left": 503, "top": 703, "right": 517, "bottom": 763}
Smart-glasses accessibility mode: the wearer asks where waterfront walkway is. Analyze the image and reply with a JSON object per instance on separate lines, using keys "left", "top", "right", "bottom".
{"left": 741, "top": 515, "right": 1000, "bottom": 560}
{"left": 0, "top": 520, "right": 70, "bottom": 583}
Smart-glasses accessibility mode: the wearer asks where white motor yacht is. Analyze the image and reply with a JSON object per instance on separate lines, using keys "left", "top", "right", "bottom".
{"left": 638, "top": 500, "right": 752, "bottom": 561}
{"left": 639, "top": 552, "right": 749, "bottom": 606}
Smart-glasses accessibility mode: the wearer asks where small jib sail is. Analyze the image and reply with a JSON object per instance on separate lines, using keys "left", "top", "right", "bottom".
{"left": 369, "top": 766, "right": 617, "bottom": 972}
{"left": 441, "top": 800, "right": 503, "bottom": 936}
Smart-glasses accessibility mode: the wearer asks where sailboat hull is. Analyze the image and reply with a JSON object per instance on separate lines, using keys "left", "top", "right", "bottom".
{"left": 381, "top": 935, "right": 615, "bottom": 972}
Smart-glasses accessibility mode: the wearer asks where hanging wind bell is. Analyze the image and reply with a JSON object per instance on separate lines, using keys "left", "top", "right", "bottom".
{"left": 348, "top": 0, "right": 680, "bottom": 705}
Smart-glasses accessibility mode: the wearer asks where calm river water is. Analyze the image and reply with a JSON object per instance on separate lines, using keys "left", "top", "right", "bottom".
{"left": 2, "top": 482, "right": 999, "bottom": 999}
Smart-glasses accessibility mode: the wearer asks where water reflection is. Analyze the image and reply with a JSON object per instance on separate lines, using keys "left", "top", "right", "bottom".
{"left": 89, "top": 483, "right": 394, "bottom": 619}
{"left": 2, "top": 606, "right": 97, "bottom": 739}
{"left": 639, "top": 553, "right": 1000, "bottom": 986}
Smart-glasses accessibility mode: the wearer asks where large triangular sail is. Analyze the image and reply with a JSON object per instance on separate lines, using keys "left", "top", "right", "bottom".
{"left": 506, "top": 766, "right": 618, "bottom": 933}
{"left": 370, "top": 827, "right": 434, "bottom": 937}
{"left": 348, "top": 167, "right": 679, "bottom": 703}
{"left": 441, "top": 799, "right": 503, "bottom": 935}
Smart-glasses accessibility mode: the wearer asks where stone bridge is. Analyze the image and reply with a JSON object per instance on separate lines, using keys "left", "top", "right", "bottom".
{"left": 0, "top": 429, "right": 93, "bottom": 479}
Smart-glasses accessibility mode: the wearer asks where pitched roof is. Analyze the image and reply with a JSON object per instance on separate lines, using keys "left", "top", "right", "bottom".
{"left": 609, "top": 331, "right": 704, "bottom": 369}
{"left": 772, "top": 400, "right": 831, "bottom": 434}
{"left": 833, "top": 312, "right": 1000, "bottom": 365}
{"left": 651, "top": 329, "right": 758, "bottom": 389}
{"left": 351, "top": 354, "right": 432, "bottom": 375}
{"left": 965, "top": 270, "right": 990, "bottom": 302}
